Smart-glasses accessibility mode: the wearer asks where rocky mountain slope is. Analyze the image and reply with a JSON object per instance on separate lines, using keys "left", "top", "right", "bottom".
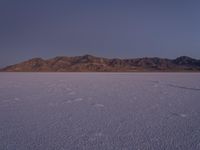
{"left": 1, "top": 55, "right": 200, "bottom": 72}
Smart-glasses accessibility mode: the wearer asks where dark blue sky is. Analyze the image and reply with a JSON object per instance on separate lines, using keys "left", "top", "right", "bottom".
{"left": 1, "top": 0, "right": 200, "bottom": 67}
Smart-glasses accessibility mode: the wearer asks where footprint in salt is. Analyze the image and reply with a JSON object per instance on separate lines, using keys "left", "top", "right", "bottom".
{"left": 68, "top": 91, "right": 76, "bottom": 95}
{"left": 180, "top": 114, "right": 187, "bottom": 118}
{"left": 74, "top": 98, "right": 83, "bottom": 102}
{"left": 197, "top": 142, "right": 200, "bottom": 148}
{"left": 48, "top": 102, "right": 55, "bottom": 107}
{"left": 94, "top": 103, "right": 105, "bottom": 108}
{"left": 14, "top": 97, "right": 20, "bottom": 101}
{"left": 66, "top": 88, "right": 72, "bottom": 91}
{"left": 153, "top": 84, "right": 159, "bottom": 88}
{"left": 63, "top": 100, "right": 72, "bottom": 104}
{"left": 169, "top": 112, "right": 187, "bottom": 118}
{"left": 89, "top": 132, "right": 104, "bottom": 142}
{"left": 88, "top": 97, "right": 92, "bottom": 101}
{"left": 94, "top": 132, "right": 103, "bottom": 137}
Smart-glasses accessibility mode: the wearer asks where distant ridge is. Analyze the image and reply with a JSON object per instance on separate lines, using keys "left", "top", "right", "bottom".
{"left": 1, "top": 55, "right": 200, "bottom": 72}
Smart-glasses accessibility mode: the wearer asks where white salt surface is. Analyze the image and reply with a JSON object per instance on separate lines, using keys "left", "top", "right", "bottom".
{"left": 0, "top": 73, "right": 200, "bottom": 150}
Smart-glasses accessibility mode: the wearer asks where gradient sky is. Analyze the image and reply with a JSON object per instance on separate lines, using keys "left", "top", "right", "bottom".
{"left": 1, "top": 0, "right": 200, "bottom": 67}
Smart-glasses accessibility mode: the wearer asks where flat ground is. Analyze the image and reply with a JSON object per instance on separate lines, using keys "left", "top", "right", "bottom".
{"left": 0, "top": 73, "right": 200, "bottom": 150}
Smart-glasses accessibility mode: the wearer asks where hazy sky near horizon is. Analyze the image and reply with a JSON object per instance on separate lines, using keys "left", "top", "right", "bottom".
{"left": 0, "top": 0, "right": 200, "bottom": 67}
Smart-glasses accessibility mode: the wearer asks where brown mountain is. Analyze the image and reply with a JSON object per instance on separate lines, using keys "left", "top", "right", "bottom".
{"left": 1, "top": 55, "right": 200, "bottom": 72}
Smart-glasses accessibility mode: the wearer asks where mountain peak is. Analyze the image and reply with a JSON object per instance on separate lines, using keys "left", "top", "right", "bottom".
{"left": 82, "top": 54, "right": 95, "bottom": 57}
{"left": 80, "top": 54, "right": 97, "bottom": 59}
{"left": 174, "top": 56, "right": 197, "bottom": 65}
{"left": 175, "top": 56, "right": 194, "bottom": 60}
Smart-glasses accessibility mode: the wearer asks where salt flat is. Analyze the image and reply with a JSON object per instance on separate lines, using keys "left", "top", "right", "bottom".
{"left": 0, "top": 73, "right": 200, "bottom": 150}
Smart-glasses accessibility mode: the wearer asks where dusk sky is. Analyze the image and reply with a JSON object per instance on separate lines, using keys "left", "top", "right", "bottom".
{"left": 1, "top": 0, "right": 200, "bottom": 67}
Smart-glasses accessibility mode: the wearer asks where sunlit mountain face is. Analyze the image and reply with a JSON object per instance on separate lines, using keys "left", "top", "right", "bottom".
{"left": 1, "top": 55, "right": 200, "bottom": 72}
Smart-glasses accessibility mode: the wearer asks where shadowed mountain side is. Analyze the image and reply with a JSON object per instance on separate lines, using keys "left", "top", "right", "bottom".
{"left": 1, "top": 55, "right": 200, "bottom": 72}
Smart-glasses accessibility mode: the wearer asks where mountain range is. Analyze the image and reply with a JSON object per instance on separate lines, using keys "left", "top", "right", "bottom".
{"left": 1, "top": 55, "right": 200, "bottom": 72}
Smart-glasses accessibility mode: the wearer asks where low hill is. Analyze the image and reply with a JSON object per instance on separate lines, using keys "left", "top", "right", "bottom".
{"left": 1, "top": 55, "right": 200, "bottom": 72}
